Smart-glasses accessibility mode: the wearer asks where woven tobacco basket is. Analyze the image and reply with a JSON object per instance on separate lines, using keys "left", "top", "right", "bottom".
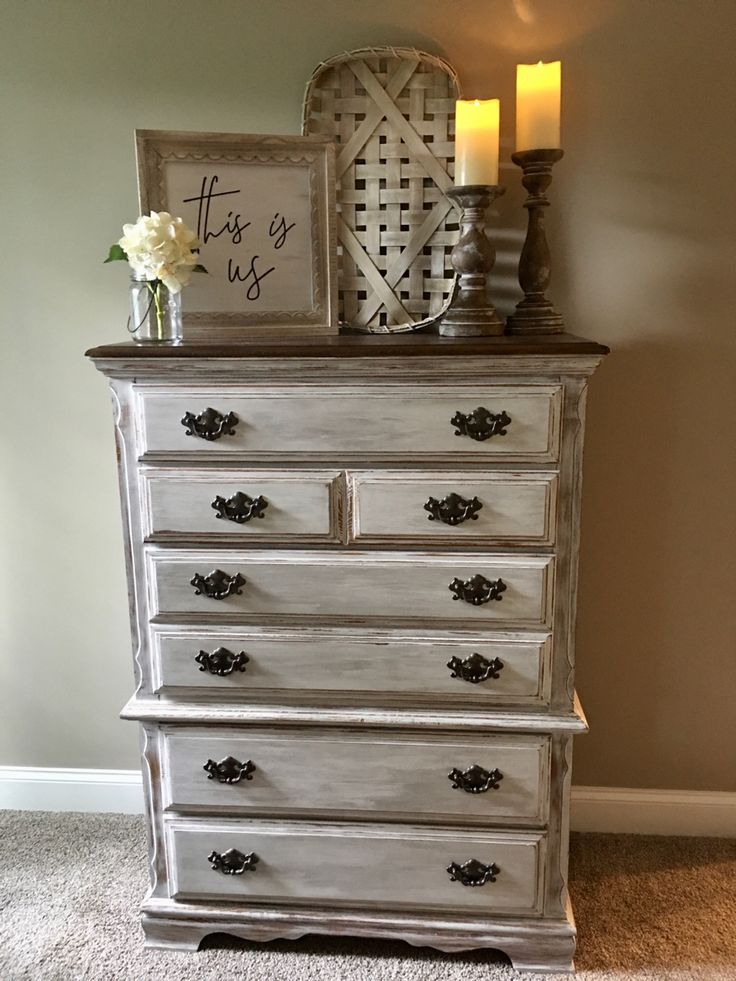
{"left": 303, "top": 46, "right": 462, "bottom": 333}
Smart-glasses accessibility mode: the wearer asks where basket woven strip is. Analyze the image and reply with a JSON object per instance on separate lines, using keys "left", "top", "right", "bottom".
{"left": 303, "top": 47, "right": 461, "bottom": 332}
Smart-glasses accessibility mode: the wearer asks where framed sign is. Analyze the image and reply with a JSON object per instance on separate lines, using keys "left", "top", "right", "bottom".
{"left": 135, "top": 130, "right": 338, "bottom": 338}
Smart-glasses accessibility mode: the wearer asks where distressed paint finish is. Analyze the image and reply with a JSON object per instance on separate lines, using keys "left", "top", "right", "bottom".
{"left": 165, "top": 818, "right": 545, "bottom": 914}
{"left": 141, "top": 469, "right": 343, "bottom": 544}
{"left": 150, "top": 626, "right": 553, "bottom": 708}
{"left": 147, "top": 549, "right": 555, "bottom": 626}
{"left": 88, "top": 335, "right": 605, "bottom": 973}
{"left": 137, "top": 385, "right": 562, "bottom": 462}
{"left": 348, "top": 470, "right": 558, "bottom": 546}
{"left": 161, "top": 727, "right": 550, "bottom": 825}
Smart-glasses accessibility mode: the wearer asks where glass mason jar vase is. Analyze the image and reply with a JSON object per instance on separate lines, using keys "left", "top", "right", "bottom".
{"left": 128, "top": 274, "right": 183, "bottom": 344}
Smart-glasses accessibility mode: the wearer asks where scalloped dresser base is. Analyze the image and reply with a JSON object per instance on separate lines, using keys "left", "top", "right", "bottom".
{"left": 141, "top": 899, "right": 577, "bottom": 973}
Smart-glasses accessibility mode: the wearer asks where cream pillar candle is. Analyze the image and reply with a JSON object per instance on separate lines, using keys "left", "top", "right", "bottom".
{"left": 454, "top": 99, "right": 500, "bottom": 186}
{"left": 516, "top": 61, "right": 561, "bottom": 151}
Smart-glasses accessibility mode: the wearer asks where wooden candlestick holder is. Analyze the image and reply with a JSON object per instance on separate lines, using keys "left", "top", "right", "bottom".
{"left": 506, "top": 148, "right": 564, "bottom": 334}
{"left": 439, "top": 185, "right": 505, "bottom": 337}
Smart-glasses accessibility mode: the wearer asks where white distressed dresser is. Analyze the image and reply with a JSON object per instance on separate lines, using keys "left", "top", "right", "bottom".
{"left": 88, "top": 332, "right": 607, "bottom": 973}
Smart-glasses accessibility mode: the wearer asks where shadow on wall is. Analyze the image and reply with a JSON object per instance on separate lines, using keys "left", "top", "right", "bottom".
{"left": 574, "top": 329, "right": 736, "bottom": 790}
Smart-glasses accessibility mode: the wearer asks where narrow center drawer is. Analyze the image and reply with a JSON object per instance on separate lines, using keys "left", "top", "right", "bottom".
{"left": 146, "top": 550, "right": 554, "bottom": 627}
{"left": 167, "top": 819, "right": 545, "bottom": 914}
{"left": 141, "top": 469, "right": 341, "bottom": 542}
{"left": 162, "top": 728, "right": 550, "bottom": 825}
{"left": 137, "top": 385, "right": 561, "bottom": 462}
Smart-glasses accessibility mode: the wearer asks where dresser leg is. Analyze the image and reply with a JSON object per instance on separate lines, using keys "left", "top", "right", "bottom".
{"left": 506, "top": 938, "right": 576, "bottom": 974}
{"left": 141, "top": 913, "right": 208, "bottom": 952}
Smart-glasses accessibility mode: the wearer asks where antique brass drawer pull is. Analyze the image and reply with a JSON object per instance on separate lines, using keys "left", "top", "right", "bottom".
{"left": 447, "top": 858, "right": 500, "bottom": 887}
{"left": 447, "top": 652, "right": 504, "bottom": 684}
{"left": 450, "top": 407, "right": 511, "bottom": 442}
{"left": 203, "top": 756, "right": 256, "bottom": 784}
{"left": 181, "top": 407, "right": 239, "bottom": 441}
{"left": 190, "top": 569, "right": 246, "bottom": 600}
{"left": 211, "top": 492, "right": 268, "bottom": 524}
{"left": 208, "top": 848, "right": 258, "bottom": 875}
{"left": 195, "top": 647, "right": 249, "bottom": 676}
{"left": 449, "top": 574, "right": 506, "bottom": 606}
{"left": 448, "top": 764, "right": 503, "bottom": 794}
{"left": 424, "top": 493, "right": 483, "bottom": 526}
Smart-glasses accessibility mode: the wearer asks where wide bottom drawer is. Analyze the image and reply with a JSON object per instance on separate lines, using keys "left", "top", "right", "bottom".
{"left": 167, "top": 819, "right": 545, "bottom": 914}
{"left": 162, "top": 728, "right": 550, "bottom": 825}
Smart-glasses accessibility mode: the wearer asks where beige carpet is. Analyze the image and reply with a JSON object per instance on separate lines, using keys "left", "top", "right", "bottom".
{"left": 0, "top": 810, "right": 733, "bottom": 981}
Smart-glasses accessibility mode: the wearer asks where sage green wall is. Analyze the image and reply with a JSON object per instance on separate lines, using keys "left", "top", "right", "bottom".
{"left": 1, "top": 0, "right": 734, "bottom": 790}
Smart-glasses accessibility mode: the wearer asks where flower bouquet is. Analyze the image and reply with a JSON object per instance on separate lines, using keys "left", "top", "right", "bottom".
{"left": 105, "top": 212, "right": 205, "bottom": 343}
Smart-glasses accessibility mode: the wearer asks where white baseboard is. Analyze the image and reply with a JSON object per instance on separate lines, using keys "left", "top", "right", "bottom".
{"left": 571, "top": 785, "right": 736, "bottom": 837}
{"left": 0, "top": 766, "right": 144, "bottom": 814}
{"left": 1, "top": 767, "right": 734, "bottom": 836}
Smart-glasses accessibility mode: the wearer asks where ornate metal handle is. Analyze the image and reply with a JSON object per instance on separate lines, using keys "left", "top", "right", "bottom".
{"left": 181, "top": 407, "right": 239, "bottom": 441}
{"left": 447, "top": 652, "right": 504, "bottom": 684}
{"left": 448, "top": 764, "right": 503, "bottom": 794}
{"left": 212, "top": 492, "right": 268, "bottom": 524}
{"left": 203, "top": 755, "right": 256, "bottom": 784}
{"left": 451, "top": 407, "right": 511, "bottom": 442}
{"left": 449, "top": 574, "right": 506, "bottom": 606}
{"left": 424, "top": 493, "right": 483, "bottom": 526}
{"left": 447, "top": 859, "right": 500, "bottom": 887}
{"left": 190, "top": 569, "right": 246, "bottom": 600}
{"left": 195, "top": 647, "right": 249, "bottom": 676}
{"left": 208, "top": 848, "right": 258, "bottom": 875}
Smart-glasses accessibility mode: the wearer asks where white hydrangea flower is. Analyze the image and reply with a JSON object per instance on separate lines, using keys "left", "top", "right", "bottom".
{"left": 119, "top": 212, "right": 201, "bottom": 293}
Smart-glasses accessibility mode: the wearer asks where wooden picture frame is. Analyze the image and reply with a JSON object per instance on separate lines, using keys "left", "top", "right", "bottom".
{"left": 135, "top": 130, "right": 338, "bottom": 338}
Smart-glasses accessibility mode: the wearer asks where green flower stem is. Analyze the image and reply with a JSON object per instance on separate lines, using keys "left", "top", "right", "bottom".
{"left": 147, "top": 281, "right": 165, "bottom": 341}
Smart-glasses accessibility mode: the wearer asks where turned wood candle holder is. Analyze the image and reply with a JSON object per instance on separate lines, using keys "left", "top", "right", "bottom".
{"left": 439, "top": 185, "right": 505, "bottom": 337}
{"left": 506, "top": 148, "right": 564, "bottom": 334}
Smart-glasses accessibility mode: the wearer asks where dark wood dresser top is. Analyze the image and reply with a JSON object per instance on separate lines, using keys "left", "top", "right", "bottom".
{"left": 87, "top": 330, "right": 609, "bottom": 360}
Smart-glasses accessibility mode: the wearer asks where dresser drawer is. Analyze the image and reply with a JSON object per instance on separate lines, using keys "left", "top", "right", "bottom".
{"left": 162, "top": 729, "right": 549, "bottom": 825}
{"left": 147, "top": 550, "right": 554, "bottom": 627}
{"left": 141, "top": 469, "right": 341, "bottom": 542}
{"left": 167, "top": 819, "right": 544, "bottom": 914}
{"left": 349, "top": 471, "right": 557, "bottom": 546}
{"left": 137, "top": 386, "right": 561, "bottom": 462}
{"left": 152, "top": 628, "right": 551, "bottom": 707}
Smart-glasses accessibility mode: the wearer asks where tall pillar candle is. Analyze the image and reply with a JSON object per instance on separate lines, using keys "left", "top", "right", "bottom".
{"left": 454, "top": 99, "right": 500, "bottom": 186}
{"left": 516, "top": 61, "right": 561, "bottom": 151}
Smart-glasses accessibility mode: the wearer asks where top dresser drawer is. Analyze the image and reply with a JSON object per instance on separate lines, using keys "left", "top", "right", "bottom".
{"left": 136, "top": 386, "right": 562, "bottom": 462}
